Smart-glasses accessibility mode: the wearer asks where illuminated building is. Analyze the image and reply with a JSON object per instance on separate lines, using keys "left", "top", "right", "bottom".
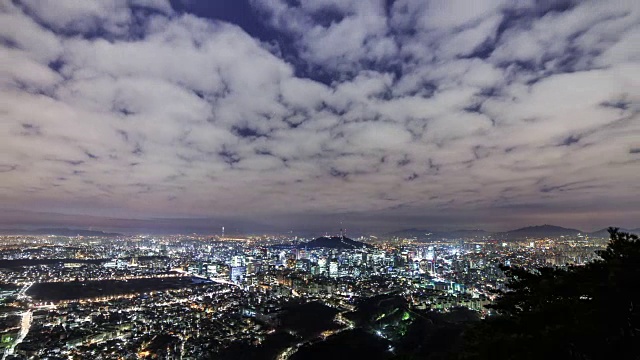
{"left": 230, "top": 266, "right": 246, "bottom": 284}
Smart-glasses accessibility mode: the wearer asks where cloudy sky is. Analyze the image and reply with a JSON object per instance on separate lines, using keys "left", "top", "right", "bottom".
{"left": 1, "top": 0, "right": 639, "bottom": 234}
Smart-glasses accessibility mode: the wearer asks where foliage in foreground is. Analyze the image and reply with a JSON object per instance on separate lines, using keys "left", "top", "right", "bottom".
{"left": 460, "top": 228, "right": 640, "bottom": 360}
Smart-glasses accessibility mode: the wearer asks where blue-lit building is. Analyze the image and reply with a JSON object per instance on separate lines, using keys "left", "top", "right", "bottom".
{"left": 230, "top": 266, "right": 246, "bottom": 284}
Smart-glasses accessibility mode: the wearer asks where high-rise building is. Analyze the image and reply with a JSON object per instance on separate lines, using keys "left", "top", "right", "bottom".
{"left": 318, "top": 257, "right": 327, "bottom": 268}
{"left": 296, "top": 259, "right": 310, "bottom": 272}
{"left": 329, "top": 260, "right": 339, "bottom": 278}
{"left": 246, "top": 261, "right": 255, "bottom": 275}
{"left": 230, "top": 266, "right": 246, "bottom": 284}
{"left": 231, "top": 255, "right": 245, "bottom": 267}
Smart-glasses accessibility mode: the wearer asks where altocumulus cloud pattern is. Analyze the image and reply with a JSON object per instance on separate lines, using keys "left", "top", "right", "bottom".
{"left": 0, "top": 0, "right": 639, "bottom": 232}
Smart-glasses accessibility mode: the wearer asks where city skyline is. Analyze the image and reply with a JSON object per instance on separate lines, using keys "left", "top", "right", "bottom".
{"left": 2, "top": 0, "right": 639, "bottom": 233}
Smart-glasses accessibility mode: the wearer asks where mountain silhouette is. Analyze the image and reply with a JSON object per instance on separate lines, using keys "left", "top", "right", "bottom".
{"left": 298, "top": 236, "right": 372, "bottom": 249}
{"left": 0, "top": 228, "right": 121, "bottom": 237}
{"left": 497, "top": 225, "right": 581, "bottom": 239}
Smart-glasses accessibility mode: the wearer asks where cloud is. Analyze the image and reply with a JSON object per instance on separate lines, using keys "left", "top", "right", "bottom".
{"left": 15, "top": 0, "right": 173, "bottom": 35}
{"left": 251, "top": 0, "right": 404, "bottom": 82}
{"left": 0, "top": 0, "right": 639, "bottom": 232}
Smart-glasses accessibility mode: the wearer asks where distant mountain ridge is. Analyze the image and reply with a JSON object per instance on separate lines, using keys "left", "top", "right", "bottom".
{"left": 386, "top": 228, "right": 489, "bottom": 240}
{"left": 0, "top": 226, "right": 637, "bottom": 240}
{"left": 298, "top": 236, "right": 373, "bottom": 249}
{"left": 0, "top": 228, "right": 121, "bottom": 237}
{"left": 496, "top": 225, "right": 582, "bottom": 239}
{"left": 387, "top": 224, "right": 640, "bottom": 240}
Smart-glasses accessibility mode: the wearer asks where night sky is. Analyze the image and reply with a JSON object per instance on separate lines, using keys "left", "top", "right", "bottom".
{"left": 1, "top": 0, "right": 639, "bottom": 234}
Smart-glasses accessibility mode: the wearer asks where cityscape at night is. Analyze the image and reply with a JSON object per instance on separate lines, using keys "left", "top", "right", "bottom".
{"left": 1, "top": 0, "right": 639, "bottom": 359}
{"left": 0, "top": 227, "right": 625, "bottom": 359}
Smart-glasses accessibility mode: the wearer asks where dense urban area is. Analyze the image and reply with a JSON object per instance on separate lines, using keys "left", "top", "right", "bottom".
{"left": 0, "top": 227, "right": 614, "bottom": 359}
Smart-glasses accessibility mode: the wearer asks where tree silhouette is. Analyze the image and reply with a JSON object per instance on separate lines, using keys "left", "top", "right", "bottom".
{"left": 460, "top": 228, "right": 640, "bottom": 360}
